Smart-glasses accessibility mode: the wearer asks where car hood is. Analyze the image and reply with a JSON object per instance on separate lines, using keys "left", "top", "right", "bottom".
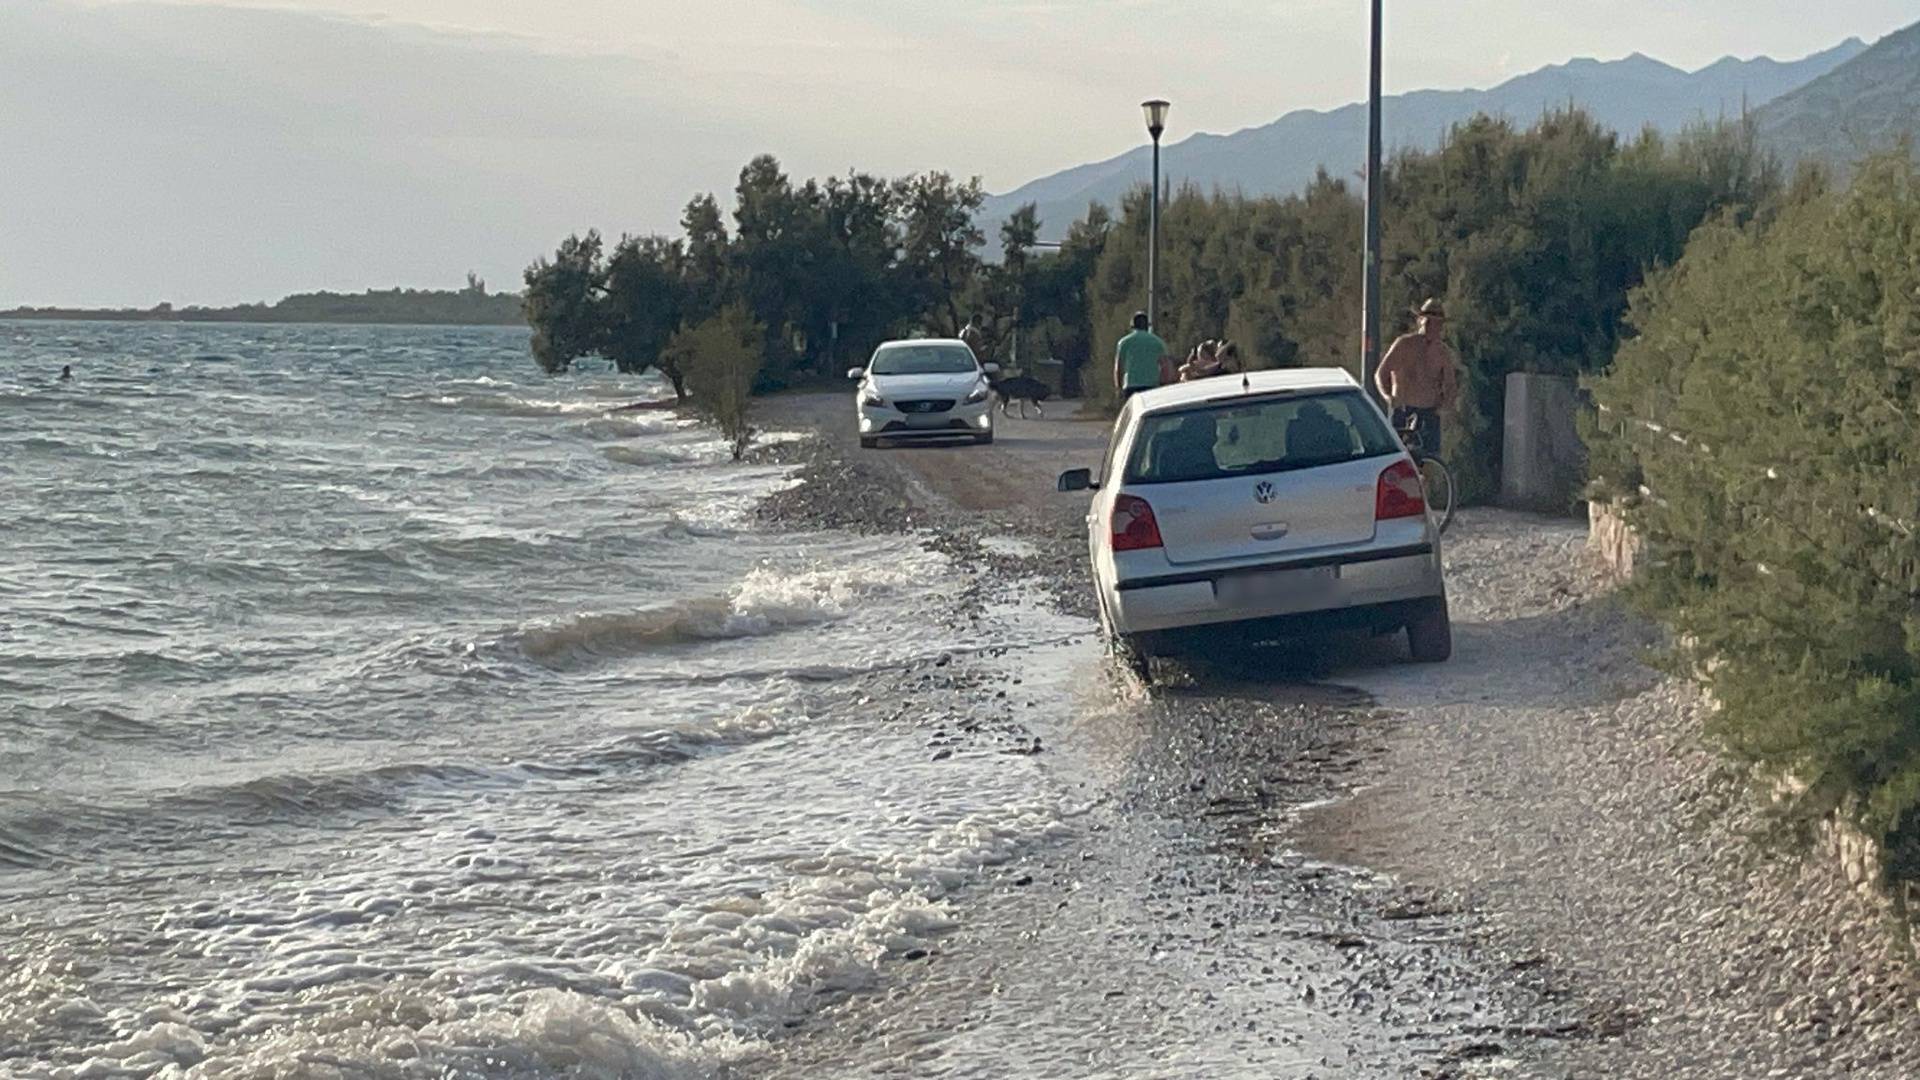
{"left": 867, "top": 372, "right": 983, "bottom": 398}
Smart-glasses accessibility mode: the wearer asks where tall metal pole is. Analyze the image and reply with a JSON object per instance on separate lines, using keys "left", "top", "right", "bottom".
{"left": 1149, "top": 135, "right": 1162, "bottom": 331}
{"left": 1142, "top": 100, "right": 1169, "bottom": 332}
{"left": 1361, "top": 0, "right": 1384, "bottom": 405}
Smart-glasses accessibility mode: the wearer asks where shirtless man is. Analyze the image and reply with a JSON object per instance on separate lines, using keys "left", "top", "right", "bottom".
{"left": 1375, "top": 298, "right": 1458, "bottom": 458}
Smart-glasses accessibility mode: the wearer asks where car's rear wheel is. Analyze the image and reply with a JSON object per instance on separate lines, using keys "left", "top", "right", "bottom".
{"left": 1098, "top": 593, "right": 1153, "bottom": 683}
{"left": 1112, "top": 632, "right": 1152, "bottom": 682}
{"left": 859, "top": 436, "right": 879, "bottom": 449}
{"left": 1406, "top": 595, "right": 1453, "bottom": 663}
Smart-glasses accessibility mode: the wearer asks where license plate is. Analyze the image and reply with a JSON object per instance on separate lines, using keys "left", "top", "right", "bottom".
{"left": 1215, "top": 565, "right": 1337, "bottom": 607}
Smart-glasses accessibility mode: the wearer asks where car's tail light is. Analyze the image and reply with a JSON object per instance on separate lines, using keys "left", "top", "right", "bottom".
{"left": 1111, "top": 494, "right": 1164, "bottom": 551}
{"left": 1376, "top": 460, "right": 1427, "bottom": 520}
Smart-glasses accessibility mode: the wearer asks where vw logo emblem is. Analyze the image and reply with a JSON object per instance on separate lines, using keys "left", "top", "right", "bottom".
{"left": 1254, "top": 481, "right": 1277, "bottom": 504}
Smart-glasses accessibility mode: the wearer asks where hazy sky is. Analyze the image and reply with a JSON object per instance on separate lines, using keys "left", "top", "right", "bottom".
{"left": 3, "top": 0, "right": 1915, "bottom": 306}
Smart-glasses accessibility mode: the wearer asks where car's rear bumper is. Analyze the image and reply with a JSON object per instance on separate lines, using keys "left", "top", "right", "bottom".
{"left": 1107, "top": 545, "right": 1443, "bottom": 635}
{"left": 1132, "top": 595, "right": 1442, "bottom": 655}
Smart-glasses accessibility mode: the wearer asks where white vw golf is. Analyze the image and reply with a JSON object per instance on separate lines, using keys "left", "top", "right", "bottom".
{"left": 849, "top": 339, "right": 997, "bottom": 449}
{"left": 1057, "top": 368, "right": 1450, "bottom": 680}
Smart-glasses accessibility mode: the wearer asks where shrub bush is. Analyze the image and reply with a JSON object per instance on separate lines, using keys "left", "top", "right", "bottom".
{"left": 1587, "top": 154, "right": 1920, "bottom": 875}
{"left": 666, "top": 304, "right": 765, "bottom": 460}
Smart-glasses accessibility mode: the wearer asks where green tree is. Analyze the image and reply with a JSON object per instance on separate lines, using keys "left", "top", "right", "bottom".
{"left": 600, "top": 234, "right": 688, "bottom": 395}
{"left": 1587, "top": 154, "right": 1920, "bottom": 878}
{"left": 521, "top": 230, "right": 605, "bottom": 374}
{"left": 667, "top": 303, "right": 767, "bottom": 460}
{"left": 973, "top": 202, "right": 1042, "bottom": 365}
{"left": 680, "top": 193, "right": 732, "bottom": 325}
{"left": 1024, "top": 203, "right": 1111, "bottom": 394}
{"left": 812, "top": 172, "right": 905, "bottom": 373}
{"left": 731, "top": 155, "right": 821, "bottom": 384}
{"left": 896, "top": 172, "right": 986, "bottom": 335}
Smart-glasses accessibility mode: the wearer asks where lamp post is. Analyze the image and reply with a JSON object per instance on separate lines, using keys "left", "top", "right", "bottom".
{"left": 1141, "top": 99, "right": 1170, "bottom": 331}
{"left": 1361, "top": 1, "right": 1384, "bottom": 406}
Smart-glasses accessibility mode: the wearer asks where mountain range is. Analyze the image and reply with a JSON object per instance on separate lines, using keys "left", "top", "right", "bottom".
{"left": 1755, "top": 20, "right": 1920, "bottom": 173}
{"left": 982, "top": 36, "right": 1875, "bottom": 238}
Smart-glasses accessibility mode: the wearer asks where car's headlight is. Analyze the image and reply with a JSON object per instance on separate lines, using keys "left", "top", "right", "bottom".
{"left": 861, "top": 391, "right": 886, "bottom": 408}
{"left": 964, "top": 382, "right": 990, "bottom": 405}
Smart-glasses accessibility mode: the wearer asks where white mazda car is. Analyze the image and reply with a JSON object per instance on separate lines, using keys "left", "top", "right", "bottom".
{"left": 1057, "top": 368, "right": 1450, "bottom": 680}
{"left": 849, "top": 339, "right": 997, "bottom": 449}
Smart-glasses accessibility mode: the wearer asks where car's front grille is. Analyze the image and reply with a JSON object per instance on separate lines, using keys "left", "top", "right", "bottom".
{"left": 893, "top": 399, "right": 955, "bottom": 414}
{"left": 881, "top": 420, "right": 973, "bottom": 432}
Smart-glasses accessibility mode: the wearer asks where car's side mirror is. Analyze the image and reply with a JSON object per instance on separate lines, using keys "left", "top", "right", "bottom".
{"left": 1056, "top": 468, "right": 1097, "bottom": 493}
{"left": 846, "top": 367, "right": 865, "bottom": 380}
{"left": 982, "top": 363, "right": 1001, "bottom": 375}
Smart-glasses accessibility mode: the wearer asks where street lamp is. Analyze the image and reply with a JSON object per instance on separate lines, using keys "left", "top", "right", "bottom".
{"left": 1142, "top": 99, "right": 1170, "bottom": 331}
{"left": 1360, "top": 1, "right": 1384, "bottom": 406}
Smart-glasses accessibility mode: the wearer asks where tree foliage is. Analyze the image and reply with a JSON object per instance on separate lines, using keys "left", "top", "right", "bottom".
{"left": 1586, "top": 154, "right": 1920, "bottom": 876}
{"left": 521, "top": 230, "right": 605, "bottom": 374}
{"left": 668, "top": 303, "right": 765, "bottom": 460}
{"left": 522, "top": 159, "right": 990, "bottom": 390}
{"left": 522, "top": 113, "right": 1778, "bottom": 500}
{"left": 1078, "top": 111, "right": 1779, "bottom": 500}
{"left": 601, "top": 234, "right": 686, "bottom": 393}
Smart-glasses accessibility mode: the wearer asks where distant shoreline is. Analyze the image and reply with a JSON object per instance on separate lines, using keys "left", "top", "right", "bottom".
{"left": 0, "top": 310, "right": 526, "bottom": 327}
{"left": 1, "top": 285, "right": 526, "bottom": 327}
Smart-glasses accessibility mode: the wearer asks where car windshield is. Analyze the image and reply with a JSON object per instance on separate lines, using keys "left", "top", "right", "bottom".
{"left": 869, "top": 345, "right": 978, "bottom": 375}
{"left": 1123, "top": 390, "right": 1399, "bottom": 485}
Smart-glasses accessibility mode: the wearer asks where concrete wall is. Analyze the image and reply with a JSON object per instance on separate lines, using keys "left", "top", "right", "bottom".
{"left": 1501, "top": 373, "right": 1585, "bottom": 511}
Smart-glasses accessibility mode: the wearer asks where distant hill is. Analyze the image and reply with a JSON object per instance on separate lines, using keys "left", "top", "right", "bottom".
{"left": 982, "top": 38, "right": 1868, "bottom": 237}
{"left": 1756, "top": 20, "right": 1920, "bottom": 172}
{"left": 0, "top": 285, "right": 524, "bottom": 326}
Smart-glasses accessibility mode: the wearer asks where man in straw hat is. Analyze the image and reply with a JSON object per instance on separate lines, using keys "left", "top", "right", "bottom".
{"left": 1375, "top": 298, "right": 1458, "bottom": 458}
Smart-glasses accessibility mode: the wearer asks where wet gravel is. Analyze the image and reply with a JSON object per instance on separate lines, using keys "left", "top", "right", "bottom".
{"left": 757, "top": 434, "right": 1095, "bottom": 618}
{"left": 753, "top": 432, "right": 1571, "bottom": 1077}
{"left": 754, "top": 418, "right": 1920, "bottom": 1078}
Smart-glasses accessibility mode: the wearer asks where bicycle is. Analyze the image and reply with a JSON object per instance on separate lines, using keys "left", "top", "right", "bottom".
{"left": 1396, "top": 414, "right": 1456, "bottom": 534}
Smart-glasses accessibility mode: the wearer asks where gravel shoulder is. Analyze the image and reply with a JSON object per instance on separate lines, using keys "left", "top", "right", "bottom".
{"left": 749, "top": 392, "right": 1920, "bottom": 1078}
{"left": 1318, "top": 513, "right": 1920, "bottom": 1078}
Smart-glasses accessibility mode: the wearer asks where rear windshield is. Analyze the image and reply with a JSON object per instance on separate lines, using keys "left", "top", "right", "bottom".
{"left": 1123, "top": 390, "right": 1399, "bottom": 485}
{"left": 869, "top": 345, "right": 978, "bottom": 375}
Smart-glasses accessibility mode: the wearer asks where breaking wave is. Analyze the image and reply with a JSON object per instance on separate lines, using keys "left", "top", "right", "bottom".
{"left": 508, "top": 565, "right": 904, "bottom": 668}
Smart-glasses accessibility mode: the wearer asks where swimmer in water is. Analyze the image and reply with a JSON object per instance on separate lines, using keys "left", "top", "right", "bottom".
{"left": 59, "top": 365, "right": 73, "bottom": 382}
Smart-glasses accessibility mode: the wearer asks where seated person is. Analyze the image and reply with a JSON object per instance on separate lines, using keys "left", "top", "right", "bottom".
{"left": 1215, "top": 341, "right": 1242, "bottom": 374}
{"left": 1179, "top": 340, "right": 1223, "bottom": 382}
{"left": 1150, "top": 414, "right": 1218, "bottom": 478}
{"left": 1285, "top": 400, "right": 1352, "bottom": 462}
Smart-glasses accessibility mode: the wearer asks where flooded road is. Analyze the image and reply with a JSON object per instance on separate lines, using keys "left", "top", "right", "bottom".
{"left": 748, "top": 395, "right": 1548, "bottom": 1078}
{"left": 0, "top": 333, "right": 1583, "bottom": 1078}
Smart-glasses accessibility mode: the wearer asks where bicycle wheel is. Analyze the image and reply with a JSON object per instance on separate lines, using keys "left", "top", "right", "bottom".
{"left": 1418, "top": 457, "right": 1456, "bottom": 533}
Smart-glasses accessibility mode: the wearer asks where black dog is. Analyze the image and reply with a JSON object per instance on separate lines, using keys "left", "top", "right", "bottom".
{"left": 987, "top": 374, "right": 1050, "bottom": 419}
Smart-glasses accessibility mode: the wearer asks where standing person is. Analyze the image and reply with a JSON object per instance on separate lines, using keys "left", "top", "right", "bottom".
{"left": 1375, "top": 298, "right": 1459, "bottom": 458}
{"left": 1113, "top": 312, "right": 1170, "bottom": 403}
{"left": 958, "top": 313, "right": 989, "bottom": 365}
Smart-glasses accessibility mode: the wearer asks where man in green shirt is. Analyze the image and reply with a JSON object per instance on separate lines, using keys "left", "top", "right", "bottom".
{"left": 1113, "top": 311, "right": 1170, "bottom": 402}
